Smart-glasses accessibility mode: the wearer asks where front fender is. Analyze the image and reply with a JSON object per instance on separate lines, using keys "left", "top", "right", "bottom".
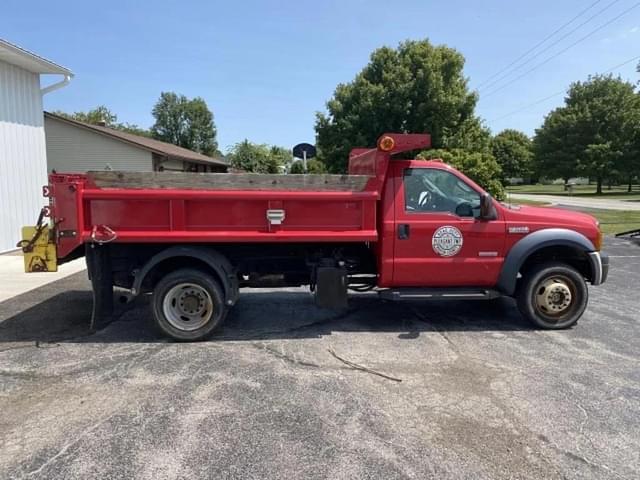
{"left": 497, "top": 228, "right": 596, "bottom": 296}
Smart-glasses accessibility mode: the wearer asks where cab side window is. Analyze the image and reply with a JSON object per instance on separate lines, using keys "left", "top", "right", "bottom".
{"left": 404, "top": 168, "right": 481, "bottom": 218}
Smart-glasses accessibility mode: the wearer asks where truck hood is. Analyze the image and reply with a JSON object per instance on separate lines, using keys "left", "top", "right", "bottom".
{"left": 502, "top": 204, "right": 599, "bottom": 230}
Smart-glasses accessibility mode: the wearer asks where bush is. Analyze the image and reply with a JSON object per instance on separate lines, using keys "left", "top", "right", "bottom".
{"left": 288, "top": 159, "right": 328, "bottom": 174}
{"left": 306, "top": 159, "right": 327, "bottom": 174}
{"left": 289, "top": 161, "right": 305, "bottom": 174}
{"left": 418, "top": 148, "right": 505, "bottom": 200}
{"left": 227, "top": 140, "right": 289, "bottom": 173}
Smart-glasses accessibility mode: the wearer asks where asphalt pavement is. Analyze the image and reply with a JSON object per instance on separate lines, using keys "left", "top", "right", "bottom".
{"left": 0, "top": 238, "right": 639, "bottom": 479}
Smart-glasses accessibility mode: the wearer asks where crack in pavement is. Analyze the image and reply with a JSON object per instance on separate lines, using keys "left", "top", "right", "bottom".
{"left": 537, "top": 432, "right": 630, "bottom": 480}
{"left": 21, "top": 408, "right": 123, "bottom": 479}
{"left": 405, "top": 305, "right": 459, "bottom": 350}
{"left": 0, "top": 344, "right": 166, "bottom": 382}
{"left": 252, "top": 342, "right": 323, "bottom": 370}
{"left": 252, "top": 341, "right": 405, "bottom": 384}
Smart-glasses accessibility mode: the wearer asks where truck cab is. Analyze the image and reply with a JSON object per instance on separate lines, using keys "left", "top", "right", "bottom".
{"left": 379, "top": 157, "right": 606, "bottom": 288}
{"left": 19, "top": 133, "right": 609, "bottom": 341}
{"left": 380, "top": 159, "right": 506, "bottom": 288}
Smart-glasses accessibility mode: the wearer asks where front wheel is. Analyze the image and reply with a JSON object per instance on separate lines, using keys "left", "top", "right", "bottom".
{"left": 517, "top": 262, "right": 588, "bottom": 329}
{"left": 152, "top": 269, "right": 227, "bottom": 341}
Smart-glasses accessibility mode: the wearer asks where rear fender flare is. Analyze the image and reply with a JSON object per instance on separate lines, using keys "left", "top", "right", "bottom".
{"left": 131, "top": 246, "right": 238, "bottom": 305}
{"left": 497, "top": 228, "right": 595, "bottom": 296}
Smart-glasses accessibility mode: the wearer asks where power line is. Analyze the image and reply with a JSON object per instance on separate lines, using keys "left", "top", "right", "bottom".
{"left": 482, "top": 2, "right": 640, "bottom": 99}
{"left": 479, "top": 0, "right": 623, "bottom": 92}
{"left": 488, "top": 54, "right": 640, "bottom": 122}
{"left": 602, "top": 54, "right": 640, "bottom": 73}
{"left": 477, "top": 0, "right": 605, "bottom": 89}
{"left": 489, "top": 91, "right": 565, "bottom": 123}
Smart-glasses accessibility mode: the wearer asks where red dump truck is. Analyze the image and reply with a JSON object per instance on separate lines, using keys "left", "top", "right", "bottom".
{"left": 19, "top": 133, "right": 608, "bottom": 340}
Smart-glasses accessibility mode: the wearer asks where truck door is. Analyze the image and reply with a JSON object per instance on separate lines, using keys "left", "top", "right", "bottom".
{"left": 391, "top": 162, "right": 505, "bottom": 287}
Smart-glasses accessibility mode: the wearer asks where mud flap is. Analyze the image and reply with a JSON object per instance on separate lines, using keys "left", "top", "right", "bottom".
{"left": 314, "top": 266, "right": 348, "bottom": 309}
{"left": 86, "top": 244, "right": 114, "bottom": 331}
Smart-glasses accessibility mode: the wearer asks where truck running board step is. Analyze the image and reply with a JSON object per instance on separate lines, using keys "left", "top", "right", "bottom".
{"left": 379, "top": 288, "right": 501, "bottom": 301}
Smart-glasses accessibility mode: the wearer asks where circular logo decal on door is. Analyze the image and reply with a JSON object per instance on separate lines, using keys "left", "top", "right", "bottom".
{"left": 432, "top": 226, "right": 463, "bottom": 257}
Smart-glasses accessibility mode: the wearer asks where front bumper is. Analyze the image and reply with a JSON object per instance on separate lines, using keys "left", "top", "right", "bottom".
{"left": 588, "top": 251, "right": 609, "bottom": 286}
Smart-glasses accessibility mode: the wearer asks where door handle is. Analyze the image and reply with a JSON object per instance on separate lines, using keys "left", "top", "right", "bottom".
{"left": 398, "top": 224, "right": 410, "bottom": 240}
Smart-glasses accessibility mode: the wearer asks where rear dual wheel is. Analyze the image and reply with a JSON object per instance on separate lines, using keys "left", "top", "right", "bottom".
{"left": 152, "top": 269, "right": 227, "bottom": 341}
{"left": 517, "top": 262, "right": 588, "bottom": 329}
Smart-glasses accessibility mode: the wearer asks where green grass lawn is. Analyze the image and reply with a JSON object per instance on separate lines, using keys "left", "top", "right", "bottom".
{"left": 502, "top": 198, "right": 551, "bottom": 206}
{"left": 583, "top": 210, "right": 640, "bottom": 235}
{"left": 508, "top": 184, "right": 640, "bottom": 199}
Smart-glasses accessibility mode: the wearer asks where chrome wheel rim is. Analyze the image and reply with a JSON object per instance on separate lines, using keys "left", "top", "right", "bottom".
{"left": 162, "top": 283, "right": 213, "bottom": 331}
{"left": 535, "top": 276, "right": 574, "bottom": 317}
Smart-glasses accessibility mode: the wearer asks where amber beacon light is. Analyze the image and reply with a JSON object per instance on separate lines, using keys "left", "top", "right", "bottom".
{"left": 378, "top": 136, "right": 395, "bottom": 152}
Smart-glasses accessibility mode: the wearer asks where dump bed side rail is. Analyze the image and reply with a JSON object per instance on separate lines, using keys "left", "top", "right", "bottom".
{"left": 50, "top": 174, "right": 379, "bottom": 259}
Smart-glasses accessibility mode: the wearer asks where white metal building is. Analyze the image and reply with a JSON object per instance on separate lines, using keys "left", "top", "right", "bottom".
{"left": 0, "top": 39, "right": 72, "bottom": 253}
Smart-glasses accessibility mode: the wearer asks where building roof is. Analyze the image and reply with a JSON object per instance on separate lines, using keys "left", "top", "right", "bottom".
{"left": 0, "top": 38, "right": 72, "bottom": 75}
{"left": 44, "top": 112, "right": 228, "bottom": 167}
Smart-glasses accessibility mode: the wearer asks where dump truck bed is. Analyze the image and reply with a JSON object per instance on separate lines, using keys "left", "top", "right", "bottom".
{"left": 51, "top": 171, "right": 379, "bottom": 259}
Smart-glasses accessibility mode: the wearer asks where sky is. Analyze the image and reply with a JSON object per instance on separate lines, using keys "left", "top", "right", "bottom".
{"left": 3, "top": 0, "right": 639, "bottom": 153}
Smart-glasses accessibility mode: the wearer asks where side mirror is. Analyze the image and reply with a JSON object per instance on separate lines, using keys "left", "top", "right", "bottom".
{"left": 455, "top": 202, "right": 474, "bottom": 217}
{"left": 480, "top": 193, "right": 497, "bottom": 220}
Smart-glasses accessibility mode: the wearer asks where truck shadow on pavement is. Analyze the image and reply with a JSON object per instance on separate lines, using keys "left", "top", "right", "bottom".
{"left": 0, "top": 280, "right": 534, "bottom": 345}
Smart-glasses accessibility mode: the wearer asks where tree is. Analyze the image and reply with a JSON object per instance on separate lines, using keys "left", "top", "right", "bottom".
{"left": 227, "top": 140, "right": 289, "bottom": 173}
{"left": 533, "top": 109, "right": 581, "bottom": 184}
{"left": 315, "top": 39, "right": 486, "bottom": 173}
{"left": 418, "top": 149, "right": 505, "bottom": 200}
{"left": 534, "top": 75, "right": 638, "bottom": 193}
{"left": 621, "top": 88, "right": 640, "bottom": 191}
{"left": 53, "top": 106, "right": 151, "bottom": 137}
{"left": 117, "top": 123, "right": 153, "bottom": 137}
{"left": 445, "top": 117, "right": 493, "bottom": 153}
{"left": 65, "top": 105, "right": 117, "bottom": 125}
{"left": 151, "top": 92, "right": 218, "bottom": 156}
{"left": 491, "top": 129, "right": 533, "bottom": 183}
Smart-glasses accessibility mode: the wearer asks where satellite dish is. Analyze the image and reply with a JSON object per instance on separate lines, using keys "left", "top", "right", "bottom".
{"left": 292, "top": 143, "right": 316, "bottom": 160}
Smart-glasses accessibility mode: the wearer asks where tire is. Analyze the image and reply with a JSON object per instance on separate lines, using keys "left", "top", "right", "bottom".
{"left": 516, "top": 262, "right": 588, "bottom": 330}
{"left": 152, "top": 268, "right": 227, "bottom": 341}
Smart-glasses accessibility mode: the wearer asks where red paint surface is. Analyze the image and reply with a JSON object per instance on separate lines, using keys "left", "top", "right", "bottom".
{"left": 48, "top": 133, "right": 600, "bottom": 289}
{"left": 387, "top": 160, "right": 506, "bottom": 287}
{"left": 53, "top": 183, "right": 380, "bottom": 258}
